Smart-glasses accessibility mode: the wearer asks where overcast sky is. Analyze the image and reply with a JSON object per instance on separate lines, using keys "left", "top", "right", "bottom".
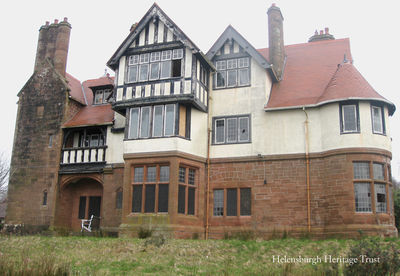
{"left": 1, "top": 0, "right": 399, "bottom": 177}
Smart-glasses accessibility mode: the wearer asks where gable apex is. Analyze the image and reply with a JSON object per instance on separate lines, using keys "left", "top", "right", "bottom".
{"left": 107, "top": 3, "right": 200, "bottom": 70}
{"left": 206, "top": 25, "right": 271, "bottom": 71}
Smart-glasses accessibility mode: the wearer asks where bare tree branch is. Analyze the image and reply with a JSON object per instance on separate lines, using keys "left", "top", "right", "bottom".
{"left": 0, "top": 152, "right": 10, "bottom": 202}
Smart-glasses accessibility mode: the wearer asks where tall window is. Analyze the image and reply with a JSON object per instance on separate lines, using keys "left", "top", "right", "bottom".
{"left": 132, "top": 165, "right": 169, "bottom": 213}
{"left": 213, "top": 188, "right": 251, "bottom": 217}
{"left": 371, "top": 105, "right": 385, "bottom": 135}
{"left": 127, "top": 49, "right": 183, "bottom": 83}
{"left": 213, "top": 115, "right": 250, "bottom": 144}
{"left": 128, "top": 104, "right": 176, "bottom": 139}
{"left": 116, "top": 188, "right": 123, "bottom": 209}
{"left": 353, "top": 161, "right": 390, "bottom": 213}
{"left": 340, "top": 102, "right": 359, "bottom": 133}
{"left": 42, "top": 190, "right": 48, "bottom": 206}
{"left": 215, "top": 57, "right": 250, "bottom": 89}
{"left": 178, "top": 166, "right": 196, "bottom": 215}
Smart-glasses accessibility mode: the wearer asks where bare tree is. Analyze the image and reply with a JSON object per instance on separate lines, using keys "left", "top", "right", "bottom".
{"left": 0, "top": 153, "right": 9, "bottom": 202}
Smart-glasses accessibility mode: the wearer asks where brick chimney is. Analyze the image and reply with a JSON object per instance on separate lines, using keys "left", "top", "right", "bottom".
{"left": 267, "top": 3, "right": 286, "bottom": 81}
{"left": 308, "top": 27, "right": 335, "bottom": 42}
{"left": 34, "top": 17, "right": 71, "bottom": 77}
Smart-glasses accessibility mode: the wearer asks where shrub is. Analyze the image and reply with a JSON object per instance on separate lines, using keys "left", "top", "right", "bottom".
{"left": 144, "top": 234, "right": 166, "bottom": 248}
{"left": 344, "top": 237, "right": 400, "bottom": 276}
{"left": 138, "top": 227, "right": 153, "bottom": 239}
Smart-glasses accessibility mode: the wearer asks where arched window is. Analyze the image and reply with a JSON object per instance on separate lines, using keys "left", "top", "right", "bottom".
{"left": 42, "top": 190, "right": 48, "bottom": 206}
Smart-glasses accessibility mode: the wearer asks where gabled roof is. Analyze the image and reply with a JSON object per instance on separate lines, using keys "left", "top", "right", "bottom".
{"left": 206, "top": 25, "right": 271, "bottom": 70}
{"left": 107, "top": 3, "right": 201, "bottom": 70}
{"left": 260, "top": 38, "right": 395, "bottom": 115}
{"left": 66, "top": 73, "right": 86, "bottom": 105}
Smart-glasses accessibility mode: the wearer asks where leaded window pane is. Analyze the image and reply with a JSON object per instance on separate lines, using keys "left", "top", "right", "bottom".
{"left": 389, "top": 186, "right": 393, "bottom": 213}
{"left": 129, "top": 55, "right": 139, "bottom": 65}
{"left": 240, "top": 188, "right": 251, "bottom": 216}
{"left": 140, "top": 107, "right": 151, "bottom": 138}
{"left": 216, "top": 60, "right": 226, "bottom": 70}
{"left": 213, "top": 190, "right": 224, "bottom": 216}
{"left": 134, "top": 167, "right": 144, "bottom": 183}
{"left": 188, "top": 187, "right": 195, "bottom": 215}
{"left": 227, "top": 70, "right": 237, "bottom": 87}
{"left": 129, "top": 108, "right": 139, "bottom": 139}
{"left": 132, "top": 185, "right": 143, "bottom": 212}
{"left": 144, "top": 184, "right": 155, "bottom": 213}
{"left": 239, "top": 117, "right": 250, "bottom": 142}
{"left": 161, "top": 50, "right": 172, "bottom": 61}
{"left": 373, "top": 163, "right": 384, "bottom": 180}
{"left": 179, "top": 167, "right": 186, "bottom": 183}
{"left": 150, "top": 52, "right": 160, "bottom": 62}
{"left": 215, "top": 119, "right": 225, "bottom": 143}
{"left": 153, "top": 105, "right": 164, "bottom": 137}
{"left": 238, "top": 57, "right": 249, "bottom": 68}
{"left": 216, "top": 71, "right": 226, "bottom": 88}
{"left": 147, "top": 166, "right": 156, "bottom": 182}
{"left": 149, "top": 63, "right": 160, "bottom": 80}
{"left": 342, "top": 105, "right": 357, "bottom": 132}
{"left": 160, "top": 166, "right": 170, "bottom": 182}
{"left": 353, "top": 162, "right": 370, "bottom": 179}
{"left": 94, "top": 91, "right": 103, "bottom": 104}
{"left": 354, "top": 183, "right": 371, "bottom": 212}
{"left": 172, "top": 48, "right": 183, "bottom": 59}
{"left": 188, "top": 169, "right": 195, "bottom": 185}
{"left": 375, "top": 183, "right": 387, "bottom": 213}
{"left": 160, "top": 60, "right": 171, "bottom": 79}
{"left": 140, "top": 53, "right": 149, "bottom": 63}
{"left": 139, "top": 64, "right": 149, "bottom": 81}
{"left": 158, "top": 184, "right": 169, "bottom": 212}
{"left": 239, "top": 68, "right": 250, "bottom": 85}
{"left": 227, "top": 59, "right": 237, "bottom": 69}
{"left": 372, "top": 106, "right": 383, "bottom": 134}
{"left": 164, "top": 104, "right": 175, "bottom": 136}
{"left": 128, "top": 65, "right": 138, "bottom": 83}
{"left": 227, "top": 188, "right": 237, "bottom": 216}
{"left": 178, "top": 185, "right": 186, "bottom": 214}
{"left": 226, "top": 118, "right": 237, "bottom": 143}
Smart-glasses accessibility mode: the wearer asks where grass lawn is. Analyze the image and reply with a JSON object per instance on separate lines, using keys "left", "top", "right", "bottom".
{"left": 0, "top": 235, "right": 399, "bottom": 275}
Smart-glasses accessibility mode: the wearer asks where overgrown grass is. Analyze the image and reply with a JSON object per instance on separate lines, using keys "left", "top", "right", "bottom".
{"left": 0, "top": 236, "right": 398, "bottom": 275}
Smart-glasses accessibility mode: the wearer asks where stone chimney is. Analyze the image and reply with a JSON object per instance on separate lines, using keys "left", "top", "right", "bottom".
{"left": 267, "top": 3, "right": 286, "bottom": 81}
{"left": 34, "top": 17, "right": 71, "bottom": 77}
{"left": 308, "top": 27, "right": 335, "bottom": 42}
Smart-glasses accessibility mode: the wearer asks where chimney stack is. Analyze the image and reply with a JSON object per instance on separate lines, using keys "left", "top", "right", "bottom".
{"left": 267, "top": 3, "right": 286, "bottom": 81}
{"left": 34, "top": 18, "right": 71, "bottom": 77}
{"left": 308, "top": 27, "right": 335, "bottom": 42}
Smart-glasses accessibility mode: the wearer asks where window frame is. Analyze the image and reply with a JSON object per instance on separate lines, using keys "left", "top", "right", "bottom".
{"left": 93, "top": 88, "right": 113, "bottom": 105}
{"left": 212, "top": 187, "right": 252, "bottom": 217}
{"left": 353, "top": 161, "right": 391, "bottom": 214}
{"left": 131, "top": 164, "right": 170, "bottom": 214}
{"left": 213, "top": 56, "right": 250, "bottom": 89}
{"left": 177, "top": 166, "right": 197, "bottom": 216}
{"left": 371, "top": 104, "right": 386, "bottom": 135}
{"left": 339, "top": 102, "right": 360, "bottom": 134}
{"left": 212, "top": 115, "right": 251, "bottom": 145}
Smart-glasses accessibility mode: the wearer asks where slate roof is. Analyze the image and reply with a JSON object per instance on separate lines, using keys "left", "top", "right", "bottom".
{"left": 63, "top": 75, "right": 115, "bottom": 128}
{"left": 259, "top": 38, "right": 395, "bottom": 114}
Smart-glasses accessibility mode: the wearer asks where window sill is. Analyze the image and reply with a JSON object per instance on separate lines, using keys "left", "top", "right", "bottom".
{"left": 124, "top": 76, "right": 183, "bottom": 86}
{"left": 372, "top": 132, "right": 387, "bottom": 136}
{"left": 124, "top": 135, "right": 190, "bottom": 142}
{"left": 340, "top": 131, "right": 360, "bottom": 135}
{"left": 212, "top": 141, "right": 251, "bottom": 146}
{"left": 213, "top": 84, "right": 251, "bottom": 90}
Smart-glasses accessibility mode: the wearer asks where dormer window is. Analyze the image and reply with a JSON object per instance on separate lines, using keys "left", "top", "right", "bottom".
{"left": 127, "top": 48, "right": 183, "bottom": 83}
{"left": 94, "top": 89, "right": 112, "bottom": 105}
{"left": 214, "top": 57, "right": 250, "bottom": 89}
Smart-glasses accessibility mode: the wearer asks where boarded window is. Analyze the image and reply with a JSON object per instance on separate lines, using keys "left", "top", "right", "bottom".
{"left": 158, "top": 184, "right": 169, "bottom": 212}
{"left": 178, "top": 185, "right": 186, "bottom": 214}
{"left": 116, "top": 189, "right": 123, "bottom": 209}
{"left": 240, "top": 188, "right": 251, "bottom": 216}
{"left": 78, "top": 196, "right": 86, "bottom": 219}
{"left": 227, "top": 189, "right": 237, "bottom": 216}
{"left": 188, "top": 187, "right": 195, "bottom": 215}
{"left": 132, "top": 185, "right": 143, "bottom": 212}
{"left": 179, "top": 105, "right": 186, "bottom": 137}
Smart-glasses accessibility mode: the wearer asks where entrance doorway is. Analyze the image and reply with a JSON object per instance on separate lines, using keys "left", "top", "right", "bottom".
{"left": 78, "top": 196, "right": 101, "bottom": 219}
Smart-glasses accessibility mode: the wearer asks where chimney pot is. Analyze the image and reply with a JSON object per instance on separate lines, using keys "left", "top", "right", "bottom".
{"left": 325, "top": 27, "right": 329, "bottom": 34}
{"left": 320, "top": 30, "right": 323, "bottom": 35}
{"left": 272, "top": 3, "right": 276, "bottom": 7}
{"left": 314, "top": 30, "right": 318, "bottom": 35}
{"left": 63, "top": 17, "right": 68, "bottom": 22}
{"left": 45, "top": 21, "right": 50, "bottom": 26}
{"left": 54, "top": 19, "right": 59, "bottom": 24}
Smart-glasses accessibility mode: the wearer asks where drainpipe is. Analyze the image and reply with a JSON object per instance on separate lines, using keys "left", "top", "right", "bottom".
{"left": 206, "top": 128, "right": 211, "bottom": 240}
{"left": 302, "top": 107, "right": 311, "bottom": 233}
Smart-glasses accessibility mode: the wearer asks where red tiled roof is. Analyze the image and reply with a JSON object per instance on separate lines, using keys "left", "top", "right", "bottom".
{"left": 63, "top": 104, "right": 114, "bottom": 128}
{"left": 63, "top": 74, "right": 115, "bottom": 128}
{"left": 66, "top": 73, "right": 86, "bottom": 105}
{"left": 259, "top": 39, "right": 395, "bottom": 114}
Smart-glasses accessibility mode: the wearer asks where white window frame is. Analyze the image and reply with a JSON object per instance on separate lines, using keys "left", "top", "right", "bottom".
{"left": 152, "top": 105, "right": 164, "bottom": 138}
{"left": 139, "top": 106, "right": 151, "bottom": 138}
{"left": 215, "top": 118, "right": 225, "bottom": 144}
{"left": 164, "top": 104, "right": 175, "bottom": 136}
{"left": 341, "top": 103, "right": 359, "bottom": 133}
{"left": 371, "top": 105, "right": 384, "bottom": 134}
{"left": 129, "top": 108, "right": 140, "bottom": 139}
{"left": 214, "top": 57, "right": 250, "bottom": 89}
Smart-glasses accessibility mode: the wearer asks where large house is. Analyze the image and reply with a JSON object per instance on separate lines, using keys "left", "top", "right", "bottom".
{"left": 6, "top": 3, "right": 397, "bottom": 238}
